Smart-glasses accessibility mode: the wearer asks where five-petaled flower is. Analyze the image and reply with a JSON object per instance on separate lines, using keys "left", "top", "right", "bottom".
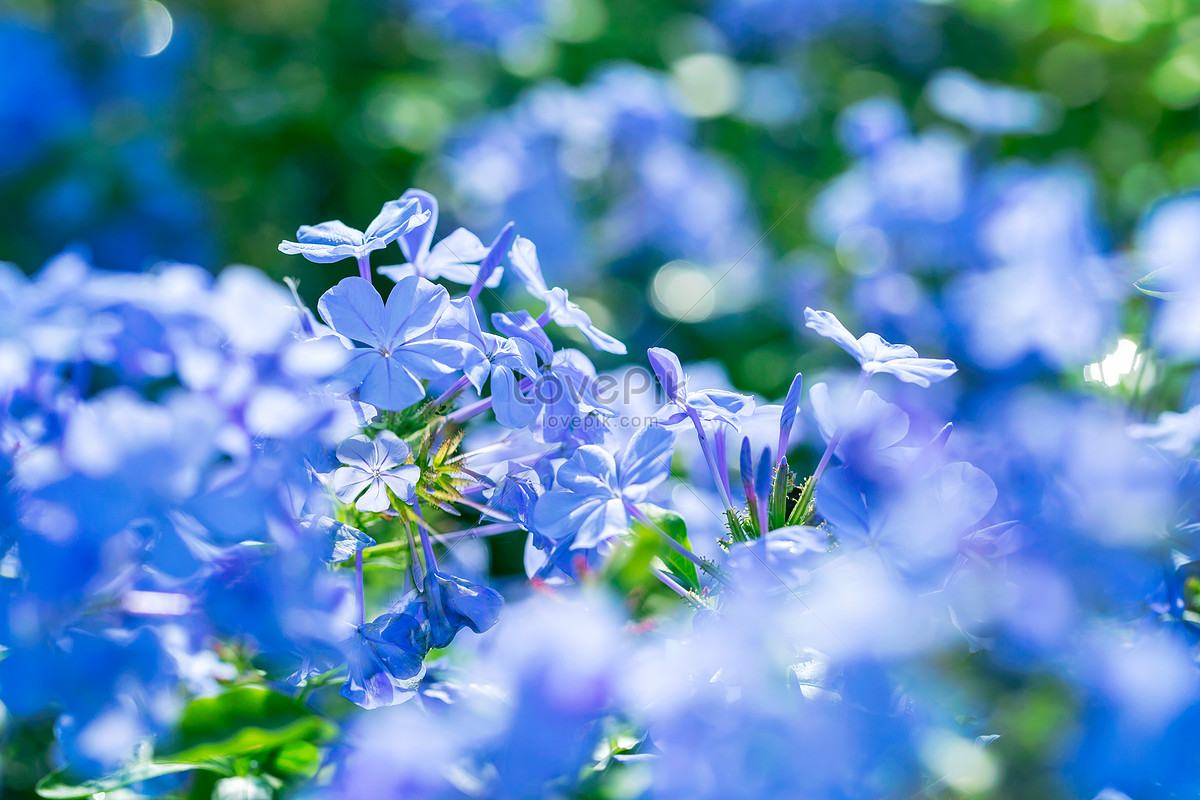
{"left": 803, "top": 307, "right": 957, "bottom": 387}
{"left": 507, "top": 236, "right": 627, "bottom": 355}
{"left": 331, "top": 431, "right": 421, "bottom": 513}
{"left": 279, "top": 196, "right": 430, "bottom": 264}
{"left": 318, "top": 275, "right": 481, "bottom": 411}
{"left": 647, "top": 347, "right": 755, "bottom": 427}
{"left": 533, "top": 424, "right": 675, "bottom": 549}
{"left": 378, "top": 189, "right": 507, "bottom": 287}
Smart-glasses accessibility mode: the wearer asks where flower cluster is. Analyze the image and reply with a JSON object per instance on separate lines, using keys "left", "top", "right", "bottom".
{"left": 4, "top": 188, "right": 1200, "bottom": 800}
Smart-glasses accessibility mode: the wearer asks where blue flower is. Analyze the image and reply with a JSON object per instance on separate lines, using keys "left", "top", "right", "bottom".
{"left": 491, "top": 347, "right": 615, "bottom": 445}
{"left": 317, "top": 275, "right": 481, "bottom": 410}
{"left": 330, "top": 432, "right": 421, "bottom": 513}
{"left": 533, "top": 425, "right": 675, "bottom": 549}
{"left": 306, "top": 515, "right": 376, "bottom": 563}
{"left": 378, "top": 189, "right": 506, "bottom": 287}
{"left": 507, "top": 236, "right": 626, "bottom": 354}
{"left": 340, "top": 610, "right": 430, "bottom": 709}
{"left": 413, "top": 570, "right": 504, "bottom": 650}
{"left": 804, "top": 307, "right": 957, "bottom": 387}
{"left": 279, "top": 196, "right": 430, "bottom": 264}
{"left": 647, "top": 347, "right": 755, "bottom": 427}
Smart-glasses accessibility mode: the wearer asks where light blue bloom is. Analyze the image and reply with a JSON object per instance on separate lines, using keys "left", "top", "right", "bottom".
{"left": 647, "top": 346, "right": 755, "bottom": 426}
{"left": 331, "top": 432, "right": 420, "bottom": 513}
{"left": 317, "top": 275, "right": 481, "bottom": 410}
{"left": 378, "top": 188, "right": 505, "bottom": 287}
{"left": 804, "top": 307, "right": 957, "bottom": 387}
{"left": 279, "top": 196, "right": 430, "bottom": 264}
{"left": 307, "top": 515, "right": 376, "bottom": 563}
{"left": 410, "top": 570, "right": 504, "bottom": 650}
{"left": 507, "top": 236, "right": 626, "bottom": 354}
{"left": 533, "top": 425, "right": 675, "bottom": 549}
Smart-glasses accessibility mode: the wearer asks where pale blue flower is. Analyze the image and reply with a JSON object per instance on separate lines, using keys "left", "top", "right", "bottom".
{"left": 647, "top": 347, "right": 755, "bottom": 427}
{"left": 331, "top": 432, "right": 420, "bottom": 513}
{"left": 507, "top": 236, "right": 626, "bottom": 354}
{"left": 378, "top": 188, "right": 505, "bottom": 287}
{"left": 279, "top": 197, "right": 430, "bottom": 264}
{"left": 533, "top": 425, "right": 675, "bottom": 549}
{"left": 804, "top": 307, "right": 957, "bottom": 387}
{"left": 317, "top": 275, "right": 481, "bottom": 410}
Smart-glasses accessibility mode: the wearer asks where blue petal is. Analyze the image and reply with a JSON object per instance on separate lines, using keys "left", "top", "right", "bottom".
{"left": 365, "top": 195, "right": 428, "bottom": 247}
{"left": 394, "top": 189, "right": 438, "bottom": 264}
{"left": 420, "top": 570, "right": 504, "bottom": 649}
{"left": 507, "top": 235, "right": 550, "bottom": 296}
{"left": 317, "top": 277, "right": 386, "bottom": 347}
{"left": 647, "top": 347, "right": 685, "bottom": 403}
{"left": 492, "top": 310, "right": 554, "bottom": 363}
{"left": 617, "top": 424, "right": 674, "bottom": 500}
{"left": 803, "top": 307, "right": 867, "bottom": 364}
{"left": 814, "top": 467, "right": 872, "bottom": 542}
{"left": 492, "top": 365, "right": 537, "bottom": 429}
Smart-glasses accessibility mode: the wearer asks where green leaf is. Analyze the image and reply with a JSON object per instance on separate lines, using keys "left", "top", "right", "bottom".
{"left": 160, "top": 686, "right": 335, "bottom": 764}
{"left": 36, "top": 762, "right": 228, "bottom": 799}
{"left": 268, "top": 740, "right": 322, "bottom": 779}
{"left": 1134, "top": 268, "right": 1180, "bottom": 299}
{"left": 632, "top": 504, "right": 700, "bottom": 593}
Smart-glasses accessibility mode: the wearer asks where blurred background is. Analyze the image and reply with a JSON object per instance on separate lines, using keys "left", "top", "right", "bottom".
{"left": 2, "top": 0, "right": 1197, "bottom": 402}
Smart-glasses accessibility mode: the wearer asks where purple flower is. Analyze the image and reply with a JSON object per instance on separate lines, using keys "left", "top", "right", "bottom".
{"left": 279, "top": 197, "right": 430, "bottom": 264}
{"left": 647, "top": 347, "right": 755, "bottom": 427}
{"left": 378, "top": 189, "right": 504, "bottom": 287}
{"left": 331, "top": 431, "right": 420, "bottom": 513}
{"left": 803, "top": 307, "right": 957, "bottom": 387}
{"left": 533, "top": 425, "right": 675, "bottom": 549}
{"left": 318, "top": 276, "right": 481, "bottom": 410}
{"left": 508, "top": 236, "right": 626, "bottom": 354}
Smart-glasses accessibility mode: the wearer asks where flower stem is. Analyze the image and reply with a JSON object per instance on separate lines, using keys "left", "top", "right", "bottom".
{"left": 811, "top": 370, "right": 871, "bottom": 484}
{"left": 688, "top": 409, "right": 732, "bottom": 510}
{"left": 354, "top": 550, "right": 365, "bottom": 627}
{"left": 432, "top": 375, "right": 470, "bottom": 407}
{"left": 356, "top": 255, "right": 372, "bottom": 282}
{"left": 447, "top": 396, "right": 492, "bottom": 425}
{"left": 412, "top": 498, "right": 439, "bottom": 574}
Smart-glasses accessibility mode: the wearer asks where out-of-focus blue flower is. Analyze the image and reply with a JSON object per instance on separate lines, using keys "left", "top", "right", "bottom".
{"left": 926, "top": 69, "right": 1059, "bottom": 135}
{"left": 1135, "top": 193, "right": 1200, "bottom": 358}
{"left": 533, "top": 424, "right": 675, "bottom": 549}
{"left": 331, "top": 432, "right": 420, "bottom": 513}
{"left": 441, "top": 66, "right": 764, "bottom": 286}
{"left": 317, "top": 275, "right": 480, "bottom": 410}
{"left": 948, "top": 165, "right": 1121, "bottom": 370}
{"left": 818, "top": 458, "right": 997, "bottom": 576}
{"left": 279, "top": 197, "right": 430, "bottom": 264}
{"left": 804, "top": 308, "right": 957, "bottom": 386}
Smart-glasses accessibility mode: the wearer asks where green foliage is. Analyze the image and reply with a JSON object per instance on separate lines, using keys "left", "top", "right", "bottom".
{"left": 607, "top": 504, "right": 705, "bottom": 615}
{"left": 36, "top": 762, "right": 229, "bottom": 799}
